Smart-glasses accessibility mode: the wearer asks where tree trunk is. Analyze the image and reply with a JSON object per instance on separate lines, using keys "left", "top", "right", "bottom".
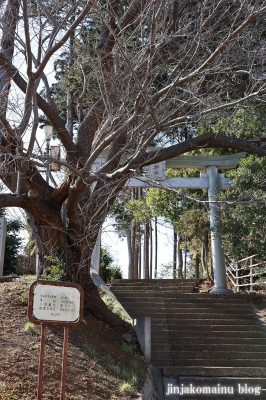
{"left": 24, "top": 181, "right": 125, "bottom": 328}
{"left": 126, "top": 227, "right": 133, "bottom": 279}
{"left": 0, "top": 0, "right": 20, "bottom": 118}
{"left": 177, "top": 233, "right": 183, "bottom": 279}
{"left": 195, "top": 252, "right": 200, "bottom": 279}
{"left": 73, "top": 267, "right": 123, "bottom": 327}
{"left": 149, "top": 220, "right": 153, "bottom": 279}
{"left": 184, "top": 247, "right": 187, "bottom": 279}
{"left": 201, "top": 229, "right": 210, "bottom": 279}
{"left": 154, "top": 216, "right": 158, "bottom": 278}
{"left": 144, "top": 219, "right": 150, "bottom": 279}
{"left": 173, "top": 230, "right": 177, "bottom": 279}
{"left": 134, "top": 245, "right": 139, "bottom": 279}
{"left": 138, "top": 239, "right": 142, "bottom": 279}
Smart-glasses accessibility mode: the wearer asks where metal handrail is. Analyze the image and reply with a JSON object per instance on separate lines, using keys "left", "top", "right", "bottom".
{"left": 226, "top": 255, "right": 265, "bottom": 292}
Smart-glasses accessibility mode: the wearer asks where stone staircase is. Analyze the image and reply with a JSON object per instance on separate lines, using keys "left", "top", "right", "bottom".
{"left": 110, "top": 279, "right": 266, "bottom": 399}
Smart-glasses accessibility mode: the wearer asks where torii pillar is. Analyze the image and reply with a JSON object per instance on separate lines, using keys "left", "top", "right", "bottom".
{"left": 167, "top": 152, "right": 246, "bottom": 293}
{"left": 207, "top": 165, "right": 229, "bottom": 293}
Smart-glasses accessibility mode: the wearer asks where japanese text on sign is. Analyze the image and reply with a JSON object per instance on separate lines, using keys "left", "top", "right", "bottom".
{"left": 33, "top": 285, "right": 80, "bottom": 322}
{"left": 146, "top": 161, "right": 165, "bottom": 180}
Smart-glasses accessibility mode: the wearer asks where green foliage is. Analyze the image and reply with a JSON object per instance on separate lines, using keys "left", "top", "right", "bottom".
{"left": 24, "top": 235, "right": 35, "bottom": 255}
{"left": 157, "top": 262, "right": 173, "bottom": 279}
{"left": 146, "top": 170, "right": 210, "bottom": 258}
{"left": 218, "top": 154, "right": 266, "bottom": 260}
{"left": 100, "top": 247, "right": 122, "bottom": 283}
{"left": 120, "top": 383, "right": 134, "bottom": 395}
{"left": 125, "top": 198, "right": 153, "bottom": 222}
{"left": 18, "top": 292, "right": 27, "bottom": 305}
{"left": 83, "top": 340, "right": 143, "bottom": 389}
{"left": 101, "top": 294, "right": 131, "bottom": 324}
{"left": 194, "top": 107, "right": 266, "bottom": 261}
{"left": 83, "top": 343, "right": 98, "bottom": 357}
{"left": 2, "top": 210, "right": 24, "bottom": 275}
{"left": 121, "top": 343, "right": 134, "bottom": 354}
{"left": 41, "top": 255, "right": 67, "bottom": 281}
{"left": 24, "top": 322, "right": 37, "bottom": 335}
{"left": 109, "top": 201, "right": 133, "bottom": 236}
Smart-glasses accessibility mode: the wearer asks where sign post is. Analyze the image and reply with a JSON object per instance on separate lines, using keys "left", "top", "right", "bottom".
{"left": 28, "top": 280, "right": 84, "bottom": 400}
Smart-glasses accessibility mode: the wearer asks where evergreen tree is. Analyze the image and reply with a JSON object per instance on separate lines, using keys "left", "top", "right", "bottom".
{"left": 1, "top": 210, "right": 23, "bottom": 275}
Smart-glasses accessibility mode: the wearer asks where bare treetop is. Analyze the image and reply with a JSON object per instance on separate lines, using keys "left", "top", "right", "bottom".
{"left": 0, "top": 0, "right": 265, "bottom": 322}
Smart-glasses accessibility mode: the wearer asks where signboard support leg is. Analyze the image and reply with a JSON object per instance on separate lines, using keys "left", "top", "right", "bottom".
{"left": 60, "top": 325, "right": 69, "bottom": 400}
{"left": 37, "top": 324, "right": 47, "bottom": 400}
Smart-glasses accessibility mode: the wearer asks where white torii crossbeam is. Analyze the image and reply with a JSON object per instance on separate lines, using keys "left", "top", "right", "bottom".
{"left": 126, "top": 152, "right": 246, "bottom": 293}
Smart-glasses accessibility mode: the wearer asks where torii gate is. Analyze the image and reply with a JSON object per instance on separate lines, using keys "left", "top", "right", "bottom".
{"left": 126, "top": 153, "right": 246, "bottom": 294}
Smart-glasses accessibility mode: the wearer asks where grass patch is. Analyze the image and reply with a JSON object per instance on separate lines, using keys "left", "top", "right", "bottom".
{"left": 24, "top": 322, "right": 37, "bottom": 335}
{"left": 83, "top": 343, "right": 98, "bottom": 357}
{"left": 83, "top": 341, "right": 144, "bottom": 387}
{"left": 120, "top": 382, "right": 134, "bottom": 395}
{"left": 121, "top": 342, "right": 134, "bottom": 354}
{"left": 18, "top": 292, "right": 28, "bottom": 304}
{"left": 101, "top": 293, "right": 131, "bottom": 324}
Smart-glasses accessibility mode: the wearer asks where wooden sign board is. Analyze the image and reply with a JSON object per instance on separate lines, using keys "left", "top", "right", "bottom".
{"left": 28, "top": 280, "right": 84, "bottom": 327}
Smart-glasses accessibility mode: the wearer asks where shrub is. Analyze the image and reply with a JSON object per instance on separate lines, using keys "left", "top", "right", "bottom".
{"left": 120, "top": 383, "right": 134, "bottom": 395}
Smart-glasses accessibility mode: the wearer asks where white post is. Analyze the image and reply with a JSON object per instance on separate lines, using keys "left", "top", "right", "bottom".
{"left": 0, "top": 217, "right": 7, "bottom": 276}
{"left": 250, "top": 256, "right": 253, "bottom": 293}
{"left": 91, "top": 230, "right": 101, "bottom": 273}
{"left": 236, "top": 262, "right": 239, "bottom": 292}
{"left": 144, "top": 316, "right": 151, "bottom": 363}
{"left": 36, "top": 251, "right": 39, "bottom": 279}
{"left": 207, "top": 166, "right": 232, "bottom": 294}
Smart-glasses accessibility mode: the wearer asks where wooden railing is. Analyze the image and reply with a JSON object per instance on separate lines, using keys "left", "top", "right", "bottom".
{"left": 226, "top": 254, "right": 266, "bottom": 292}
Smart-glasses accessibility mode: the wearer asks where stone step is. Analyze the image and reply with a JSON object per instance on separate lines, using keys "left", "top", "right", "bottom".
{"left": 115, "top": 302, "right": 252, "bottom": 311}
{"left": 151, "top": 337, "right": 266, "bottom": 345}
{"left": 112, "top": 288, "right": 196, "bottom": 293}
{"left": 114, "top": 295, "right": 251, "bottom": 304}
{"left": 118, "top": 304, "right": 254, "bottom": 315}
{"left": 152, "top": 343, "right": 266, "bottom": 352}
{"left": 129, "top": 313, "right": 256, "bottom": 321}
{"left": 112, "top": 290, "right": 248, "bottom": 298}
{"left": 150, "top": 317, "right": 257, "bottom": 324}
{"left": 163, "top": 366, "right": 266, "bottom": 378}
{"left": 152, "top": 330, "right": 265, "bottom": 338}
{"left": 115, "top": 293, "right": 249, "bottom": 300}
{"left": 133, "top": 307, "right": 256, "bottom": 323}
{"left": 163, "top": 302, "right": 254, "bottom": 316}
{"left": 123, "top": 306, "right": 254, "bottom": 314}
{"left": 140, "top": 312, "right": 256, "bottom": 320}
{"left": 116, "top": 298, "right": 253, "bottom": 308}
{"left": 152, "top": 350, "right": 266, "bottom": 360}
{"left": 151, "top": 323, "right": 261, "bottom": 332}
{"left": 111, "top": 278, "right": 199, "bottom": 284}
{"left": 152, "top": 358, "right": 266, "bottom": 367}
{"left": 112, "top": 283, "right": 196, "bottom": 288}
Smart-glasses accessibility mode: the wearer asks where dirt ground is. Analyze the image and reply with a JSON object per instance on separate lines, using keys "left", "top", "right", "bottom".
{"left": 0, "top": 277, "right": 146, "bottom": 400}
{"left": 1, "top": 277, "right": 266, "bottom": 400}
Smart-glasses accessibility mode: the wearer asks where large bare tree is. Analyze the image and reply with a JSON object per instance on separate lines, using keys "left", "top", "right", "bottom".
{"left": 0, "top": 0, "right": 266, "bottom": 324}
